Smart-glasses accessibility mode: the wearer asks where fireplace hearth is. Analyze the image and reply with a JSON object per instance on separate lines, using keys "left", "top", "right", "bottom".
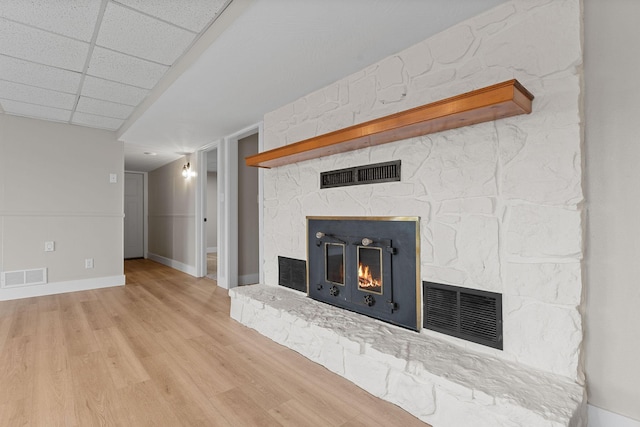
{"left": 307, "top": 216, "right": 420, "bottom": 330}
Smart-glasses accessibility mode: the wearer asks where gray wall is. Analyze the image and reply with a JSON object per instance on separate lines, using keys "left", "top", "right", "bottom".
{"left": 0, "top": 114, "right": 124, "bottom": 295}
{"left": 207, "top": 172, "right": 217, "bottom": 251}
{"left": 584, "top": 0, "right": 640, "bottom": 421}
{"left": 237, "top": 134, "right": 259, "bottom": 283}
{"left": 147, "top": 155, "right": 196, "bottom": 270}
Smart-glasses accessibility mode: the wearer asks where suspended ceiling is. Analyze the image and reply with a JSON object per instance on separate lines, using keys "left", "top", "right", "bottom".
{"left": 0, "top": 0, "right": 506, "bottom": 172}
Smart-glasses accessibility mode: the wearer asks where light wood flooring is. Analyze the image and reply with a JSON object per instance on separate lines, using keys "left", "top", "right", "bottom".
{"left": 0, "top": 259, "right": 428, "bottom": 426}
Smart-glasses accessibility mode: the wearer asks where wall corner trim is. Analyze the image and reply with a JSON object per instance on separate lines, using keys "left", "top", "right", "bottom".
{"left": 0, "top": 275, "right": 125, "bottom": 301}
{"left": 147, "top": 252, "right": 197, "bottom": 277}
{"left": 588, "top": 405, "right": 640, "bottom": 427}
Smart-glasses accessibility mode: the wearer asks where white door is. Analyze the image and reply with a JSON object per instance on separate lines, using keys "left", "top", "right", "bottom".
{"left": 124, "top": 172, "right": 144, "bottom": 259}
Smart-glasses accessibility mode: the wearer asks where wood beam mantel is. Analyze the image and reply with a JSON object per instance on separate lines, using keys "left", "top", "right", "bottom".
{"left": 246, "top": 79, "right": 534, "bottom": 169}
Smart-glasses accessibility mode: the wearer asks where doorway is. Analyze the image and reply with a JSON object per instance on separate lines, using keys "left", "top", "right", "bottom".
{"left": 124, "top": 172, "right": 145, "bottom": 259}
{"left": 196, "top": 122, "right": 263, "bottom": 289}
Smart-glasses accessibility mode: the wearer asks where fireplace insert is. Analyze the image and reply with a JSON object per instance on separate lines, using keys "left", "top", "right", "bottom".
{"left": 307, "top": 216, "right": 420, "bottom": 330}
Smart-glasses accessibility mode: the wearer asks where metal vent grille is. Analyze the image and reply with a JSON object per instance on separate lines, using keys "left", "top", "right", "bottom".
{"left": 278, "top": 256, "right": 307, "bottom": 293}
{"left": 423, "top": 281, "right": 502, "bottom": 349}
{"left": 1, "top": 268, "right": 48, "bottom": 288}
{"left": 321, "top": 160, "right": 401, "bottom": 189}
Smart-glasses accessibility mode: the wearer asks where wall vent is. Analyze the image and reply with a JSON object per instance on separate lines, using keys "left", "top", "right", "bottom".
{"left": 1, "top": 268, "right": 48, "bottom": 288}
{"left": 423, "top": 281, "right": 502, "bottom": 350}
{"left": 278, "top": 256, "right": 307, "bottom": 293}
{"left": 320, "top": 160, "right": 401, "bottom": 189}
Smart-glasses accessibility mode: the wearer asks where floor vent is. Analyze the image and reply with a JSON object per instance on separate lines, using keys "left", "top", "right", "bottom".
{"left": 423, "top": 281, "right": 502, "bottom": 350}
{"left": 278, "top": 256, "right": 307, "bottom": 293}
{"left": 321, "top": 160, "right": 401, "bottom": 189}
{"left": 1, "top": 268, "right": 48, "bottom": 288}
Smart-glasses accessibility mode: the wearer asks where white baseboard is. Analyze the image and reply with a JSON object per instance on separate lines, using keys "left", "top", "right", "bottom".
{"left": 207, "top": 247, "right": 217, "bottom": 253}
{"left": 0, "top": 274, "right": 125, "bottom": 301}
{"left": 147, "top": 252, "right": 197, "bottom": 276}
{"left": 589, "top": 405, "right": 640, "bottom": 427}
{"left": 238, "top": 273, "right": 259, "bottom": 286}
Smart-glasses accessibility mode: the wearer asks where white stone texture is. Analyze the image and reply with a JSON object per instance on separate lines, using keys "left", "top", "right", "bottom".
{"left": 230, "top": 285, "right": 586, "bottom": 427}
{"left": 399, "top": 41, "right": 433, "bottom": 78}
{"left": 429, "top": 25, "right": 476, "bottom": 65}
{"left": 419, "top": 125, "right": 498, "bottom": 202}
{"left": 506, "top": 262, "right": 582, "bottom": 306}
{"left": 504, "top": 295, "right": 583, "bottom": 379}
{"left": 262, "top": 0, "right": 584, "bottom": 386}
{"left": 506, "top": 205, "right": 582, "bottom": 259}
{"left": 439, "top": 197, "right": 495, "bottom": 216}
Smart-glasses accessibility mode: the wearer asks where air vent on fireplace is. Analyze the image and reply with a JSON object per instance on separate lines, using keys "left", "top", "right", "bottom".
{"left": 278, "top": 256, "right": 307, "bottom": 293}
{"left": 423, "top": 281, "right": 503, "bottom": 350}
{"left": 320, "top": 160, "right": 401, "bottom": 189}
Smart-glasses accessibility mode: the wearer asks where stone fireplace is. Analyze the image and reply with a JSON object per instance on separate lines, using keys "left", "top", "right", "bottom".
{"left": 231, "top": 0, "right": 586, "bottom": 426}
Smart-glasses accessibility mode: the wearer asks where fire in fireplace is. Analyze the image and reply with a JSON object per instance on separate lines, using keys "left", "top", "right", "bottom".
{"left": 307, "top": 216, "right": 420, "bottom": 330}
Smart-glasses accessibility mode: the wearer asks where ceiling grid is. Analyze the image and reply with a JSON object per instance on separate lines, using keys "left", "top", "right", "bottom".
{"left": 0, "top": 0, "right": 229, "bottom": 131}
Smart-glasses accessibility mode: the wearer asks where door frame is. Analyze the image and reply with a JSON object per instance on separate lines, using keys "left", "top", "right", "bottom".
{"left": 124, "top": 171, "right": 147, "bottom": 259}
{"left": 195, "top": 121, "right": 264, "bottom": 289}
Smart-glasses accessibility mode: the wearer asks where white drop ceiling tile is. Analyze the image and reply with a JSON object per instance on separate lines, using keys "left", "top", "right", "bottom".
{"left": 97, "top": 3, "right": 197, "bottom": 65}
{"left": 0, "top": 80, "right": 77, "bottom": 110}
{"left": 81, "top": 76, "right": 148, "bottom": 106}
{"left": 0, "top": 18, "right": 90, "bottom": 71}
{"left": 76, "top": 96, "right": 134, "bottom": 120}
{"left": 0, "top": 55, "right": 82, "bottom": 94}
{"left": 0, "top": 98, "right": 71, "bottom": 122}
{"left": 116, "top": 0, "right": 228, "bottom": 32}
{"left": 0, "top": 0, "right": 102, "bottom": 42}
{"left": 87, "top": 47, "right": 168, "bottom": 90}
{"left": 72, "top": 111, "right": 123, "bottom": 130}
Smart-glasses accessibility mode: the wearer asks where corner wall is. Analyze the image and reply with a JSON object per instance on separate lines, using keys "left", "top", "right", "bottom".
{"left": 0, "top": 115, "right": 125, "bottom": 299}
{"left": 584, "top": 0, "right": 640, "bottom": 422}
{"left": 262, "top": 0, "right": 584, "bottom": 382}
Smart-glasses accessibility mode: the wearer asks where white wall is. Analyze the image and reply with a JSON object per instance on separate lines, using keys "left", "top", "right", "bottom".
{"left": 147, "top": 155, "right": 197, "bottom": 275}
{"left": 262, "top": 0, "right": 584, "bottom": 382}
{"left": 0, "top": 115, "right": 124, "bottom": 299}
{"left": 584, "top": 0, "right": 640, "bottom": 422}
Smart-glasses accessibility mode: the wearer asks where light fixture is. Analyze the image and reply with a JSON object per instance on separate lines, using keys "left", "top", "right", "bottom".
{"left": 182, "top": 162, "right": 192, "bottom": 178}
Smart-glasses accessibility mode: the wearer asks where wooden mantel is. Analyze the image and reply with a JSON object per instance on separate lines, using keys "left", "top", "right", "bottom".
{"left": 246, "top": 79, "right": 534, "bottom": 168}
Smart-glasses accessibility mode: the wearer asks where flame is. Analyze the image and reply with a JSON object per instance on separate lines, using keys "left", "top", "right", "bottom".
{"left": 358, "top": 262, "right": 381, "bottom": 290}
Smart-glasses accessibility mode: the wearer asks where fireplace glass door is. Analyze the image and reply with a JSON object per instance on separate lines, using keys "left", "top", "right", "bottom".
{"left": 325, "top": 243, "right": 345, "bottom": 285}
{"left": 357, "top": 246, "right": 382, "bottom": 294}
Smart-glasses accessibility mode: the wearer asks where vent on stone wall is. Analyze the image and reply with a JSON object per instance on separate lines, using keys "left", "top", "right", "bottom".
{"left": 278, "top": 256, "right": 307, "bottom": 293}
{"left": 423, "top": 281, "right": 502, "bottom": 350}
{"left": 1, "top": 268, "right": 48, "bottom": 288}
{"left": 320, "top": 160, "right": 401, "bottom": 189}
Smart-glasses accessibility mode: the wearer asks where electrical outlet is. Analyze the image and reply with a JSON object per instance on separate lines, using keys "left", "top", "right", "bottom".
{"left": 45, "top": 241, "right": 55, "bottom": 252}
{"left": 85, "top": 258, "right": 94, "bottom": 269}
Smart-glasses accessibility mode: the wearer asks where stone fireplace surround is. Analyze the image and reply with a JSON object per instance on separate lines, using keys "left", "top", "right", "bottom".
{"left": 230, "top": 285, "right": 585, "bottom": 426}
{"left": 232, "top": 1, "right": 585, "bottom": 426}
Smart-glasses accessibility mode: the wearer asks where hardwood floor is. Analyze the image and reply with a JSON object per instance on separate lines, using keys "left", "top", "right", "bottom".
{"left": 0, "top": 259, "right": 428, "bottom": 426}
